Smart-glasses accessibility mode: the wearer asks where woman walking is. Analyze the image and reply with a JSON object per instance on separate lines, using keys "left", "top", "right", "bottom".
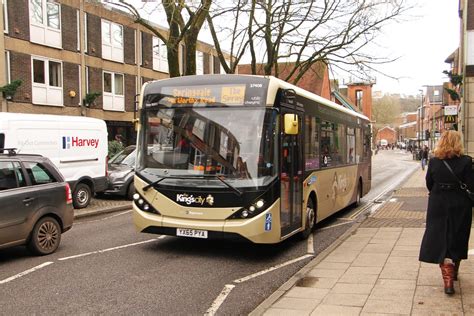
{"left": 419, "top": 130, "right": 473, "bottom": 295}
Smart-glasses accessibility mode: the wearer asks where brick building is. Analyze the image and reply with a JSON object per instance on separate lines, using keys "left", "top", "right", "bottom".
{"left": 238, "top": 62, "right": 332, "bottom": 99}
{"left": 0, "top": 0, "right": 230, "bottom": 144}
{"left": 456, "top": 0, "right": 474, "bottom": 155}
{"left": 376, "top": 126, "right": 397, "bottom": 146}
{"left": 345, "top": 80, "right": 374, "bottom": 120}
{"left": 418, "top": 85, "right": 444, "bottom": 149}
{"left": 397, "top": 112, "right": 417, "bottom": 145}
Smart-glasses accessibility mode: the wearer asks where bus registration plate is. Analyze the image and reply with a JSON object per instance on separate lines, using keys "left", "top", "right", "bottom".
{"left": 176, "top": 228, "right": 208, "bottom": 239}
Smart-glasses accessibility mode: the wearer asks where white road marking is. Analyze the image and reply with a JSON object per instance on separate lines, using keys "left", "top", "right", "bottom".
{"left": 233, "top": 254, "right": 313, "bottom": 283}
{"left": 58, "top": 236, "right": 165, "bottom": 261}
{"left": 75, "top": 210, "right": 132, "bottom": 225}
{"left": 318, "top": 221, "right": 354, "bottom": 231}
{"left": 369, "top": 203, "right": 382, "bottom": 215}
{"left": 341, "top": 164, "right": 418, "bottom": 221}
{"left": 204, "top": 284, "right": 235, "bottom": 316}
{"left": 307, "top": 233, "right": 314, "bottom": 254}
{"left": 0, "top": 262, "right": 54, "bottom": 285}
{"left": 206, "top": 254, "right": 314, "bottom": 313}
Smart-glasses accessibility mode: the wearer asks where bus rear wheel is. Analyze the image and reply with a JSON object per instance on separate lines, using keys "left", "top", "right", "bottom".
{"left": 300, "top": 198, "right": 315, "bottom": 239}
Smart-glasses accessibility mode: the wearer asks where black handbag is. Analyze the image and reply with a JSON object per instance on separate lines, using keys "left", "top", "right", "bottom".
{"left": 442, "top": 160, "right": 474, "bottom": 202}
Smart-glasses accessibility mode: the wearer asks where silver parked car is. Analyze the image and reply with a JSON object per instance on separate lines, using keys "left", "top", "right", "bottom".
{"left": 104, "top": 145, "right": 136, "bottom": 199}
{"left": 0, "top": 149, "right": 74, "bottom": 255}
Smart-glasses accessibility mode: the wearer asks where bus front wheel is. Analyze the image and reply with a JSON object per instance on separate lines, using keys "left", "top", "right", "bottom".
{"left": 300, "top": 198, "right": 315, "bottom": 239}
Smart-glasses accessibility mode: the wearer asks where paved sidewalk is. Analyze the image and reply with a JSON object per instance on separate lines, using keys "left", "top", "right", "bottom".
{"left": 73, "top": 197, "right": 131, "bottom": 219}
{"left": 252, "top": 167, "right": 474, "bottom": 315}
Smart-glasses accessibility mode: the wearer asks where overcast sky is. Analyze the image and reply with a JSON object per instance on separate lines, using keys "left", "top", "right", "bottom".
{"left": 372, "top": 1, "right": 460, "bottom": 96}
{"left": 111, "top": 1, "right": 460, "bottom": 97}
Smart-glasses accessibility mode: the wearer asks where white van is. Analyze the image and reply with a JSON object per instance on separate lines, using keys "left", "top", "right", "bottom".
{"left": 0, "top": 113, "right": 108, "bottom": 208}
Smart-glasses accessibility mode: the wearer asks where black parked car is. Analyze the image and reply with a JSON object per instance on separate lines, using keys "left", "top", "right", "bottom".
{"left": 104, "top": 145, "right": 136, "bottom": 199}
{"left": 0, "top": 149, "right": 73, "bottom": 255}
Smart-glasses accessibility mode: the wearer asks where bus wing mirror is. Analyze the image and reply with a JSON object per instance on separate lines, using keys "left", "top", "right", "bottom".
{"left": 284, "top": 114, "right": 299, "bottom": 135}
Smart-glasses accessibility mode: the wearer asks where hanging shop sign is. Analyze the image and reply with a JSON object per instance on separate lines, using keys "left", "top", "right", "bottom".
{"left": 444, "top": 105, "right": 458, "bottom": 116}
{"left": 444, "top": 115, "right": 457, "bottom": 123}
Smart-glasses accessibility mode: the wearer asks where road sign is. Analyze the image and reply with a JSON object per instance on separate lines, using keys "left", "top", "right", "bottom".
{"left": 444, "top": 115, "right": 457, "bottom": 123}
{"left": 444, "top": 105, "right": 458, "bottom": 116}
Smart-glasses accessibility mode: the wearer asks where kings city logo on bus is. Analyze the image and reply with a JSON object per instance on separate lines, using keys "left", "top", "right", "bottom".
{"left": 62, "top": 136, "right": 100, "bottom": 149}
{"left": 176, "top": 193, "right": 214, "bottom": 206}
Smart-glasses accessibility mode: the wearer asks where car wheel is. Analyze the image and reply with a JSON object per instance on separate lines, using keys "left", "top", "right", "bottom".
{"left": 126, "top": 182, "right": 135, "bottom": 200}
{"left": 73, "top": 183, "right": 92, "bottom": 209}
{"left": 28, "top": 217, "right": 61, "bottom": 255}
{"left": 300, "top": 198, "right": 316, "bottom": 239}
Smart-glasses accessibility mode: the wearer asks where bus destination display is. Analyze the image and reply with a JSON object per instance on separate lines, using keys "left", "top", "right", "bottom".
{"left": 162, "top": 85, "right": 246, "bottom": 106}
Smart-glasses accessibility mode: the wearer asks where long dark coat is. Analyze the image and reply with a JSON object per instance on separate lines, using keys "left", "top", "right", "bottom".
{"left": 419, "top": 155, "right": 473, "bottom": 263}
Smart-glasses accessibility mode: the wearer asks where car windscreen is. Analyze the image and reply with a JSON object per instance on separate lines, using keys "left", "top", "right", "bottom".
{"left": 109, "top": 147, "right": 136, "bottom": 166}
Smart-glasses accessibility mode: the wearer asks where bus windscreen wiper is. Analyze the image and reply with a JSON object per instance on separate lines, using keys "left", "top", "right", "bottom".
{"left": 142, "top": 176, "right": 166, "bottom": 191}
{"left": 214, "top": 175, "right": 242, "bottom": 196}
{"left": 142, "top": 174, "right": 197, "bottom": 191}
{"left": 142, "top": 174, "right": 242, "bottom": 196}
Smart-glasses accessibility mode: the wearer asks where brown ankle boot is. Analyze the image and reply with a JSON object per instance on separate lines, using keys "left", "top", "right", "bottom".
{"left": 454, "top": 261, "right": 460, "bottom": 281}
{"left": 440, "top": 263, "right": 455, "bottom": 295}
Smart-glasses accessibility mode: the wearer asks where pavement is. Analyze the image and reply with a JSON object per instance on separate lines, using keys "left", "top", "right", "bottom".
{"left": 251, "top": 166, "right": 474, "bottom": 315}
{"left": 73, "top": 196, "right": 132, "bottom": 219}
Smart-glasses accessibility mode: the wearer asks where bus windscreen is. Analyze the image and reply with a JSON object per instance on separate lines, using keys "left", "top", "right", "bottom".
{"left": 136, "top": 107, "right": 279, "bottom": 189}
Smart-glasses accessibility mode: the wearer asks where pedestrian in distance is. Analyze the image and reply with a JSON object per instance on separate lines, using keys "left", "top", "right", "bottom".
{"left": 421, "top": 145, "right": 429, "bottom": 170}
{"left": 419, "top": 130, "right": 474, "bottom": 295}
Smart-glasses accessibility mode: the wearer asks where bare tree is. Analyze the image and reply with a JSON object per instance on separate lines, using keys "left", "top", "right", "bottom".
{"left": 208, "top": 0, "right": 411, "bottom": 84}
{"left": 113, "top": 0, "right": 211, "bottom": 77}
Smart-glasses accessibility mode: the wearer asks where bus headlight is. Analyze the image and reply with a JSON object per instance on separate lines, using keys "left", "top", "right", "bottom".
{"left": 228, "top": 199, "right": 266, "bottom": 219}
{"left": 133, "top": 193, "right": 160, "bottom": 215}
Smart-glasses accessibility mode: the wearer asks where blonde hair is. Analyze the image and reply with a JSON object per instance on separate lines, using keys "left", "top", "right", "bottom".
{"left": 433, "top": 130, "right": 464, "bottom": 159}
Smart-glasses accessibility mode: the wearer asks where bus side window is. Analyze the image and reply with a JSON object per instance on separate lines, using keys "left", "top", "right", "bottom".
{"left": 320, "top": 120, "right": 334, "bottom": 168}
{"left": 304, "top": 115, "right": 319, "bottom": 170}
{"left": 363, "top": 129, "right": 371, "bottom": 158}
{"left": 355, "top": 128, "right": 363, "bottom": 163}
{"left": 347, "top": 127, "right": 355, "bottom": 164}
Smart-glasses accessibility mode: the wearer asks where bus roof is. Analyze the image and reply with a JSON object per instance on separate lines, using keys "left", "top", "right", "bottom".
{"left": 265, "top": 75, "right": 370, "bottom": 122}
{"left": 142, "top": 74, "right": 370, "bottom": 122}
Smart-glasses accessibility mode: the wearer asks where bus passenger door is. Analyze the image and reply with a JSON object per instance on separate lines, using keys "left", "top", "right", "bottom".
{"left": 280, "top": 111, "right": 303, "bottom": 237}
